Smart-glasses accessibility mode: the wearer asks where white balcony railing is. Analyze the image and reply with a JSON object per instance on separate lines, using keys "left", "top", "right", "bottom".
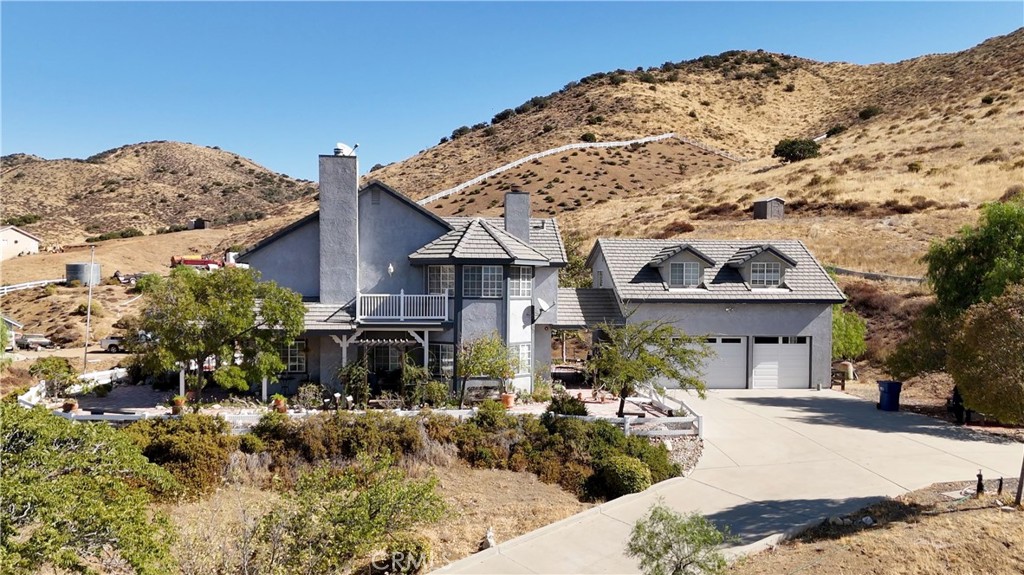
{"left": 356, "top": 290, "right": 448, "bottom": 321}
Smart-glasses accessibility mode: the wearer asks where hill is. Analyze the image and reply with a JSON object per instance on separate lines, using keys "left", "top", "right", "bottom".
{"left": 0, "top": 141, "right": 318, "bottom": 245}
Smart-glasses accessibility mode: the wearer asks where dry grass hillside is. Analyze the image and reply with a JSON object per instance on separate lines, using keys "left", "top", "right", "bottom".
{"left": 0, "top": 141, "right": 318, "bottom": 245}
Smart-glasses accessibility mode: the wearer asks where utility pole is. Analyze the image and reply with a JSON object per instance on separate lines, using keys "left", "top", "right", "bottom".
{"left": 83, "top": 245, "right": 96, "bottom": 370}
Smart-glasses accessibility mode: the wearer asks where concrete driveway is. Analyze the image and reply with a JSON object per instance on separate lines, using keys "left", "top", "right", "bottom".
{"left": 435, "top": 389, "right": 1023, "bottom": 574}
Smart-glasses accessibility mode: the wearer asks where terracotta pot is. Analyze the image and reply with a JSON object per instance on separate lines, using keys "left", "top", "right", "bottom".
{"left": 171, "top": 405, "right": 183, "bottom": 415}
{"left": 172, "top": 397, "right": 186, "bottom": 407}
{"left": 62, "top": 400, "right": 78, "bottom": 413}
{"left": 273, "top": 400, "right": 288, "bottom": 413}
{"left": 500, "top": 392, "right": 516, "bottom": 409}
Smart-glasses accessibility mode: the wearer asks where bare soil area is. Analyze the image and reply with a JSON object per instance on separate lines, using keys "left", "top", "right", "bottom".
{"left": 731, "top": 480, "right": 1024, "bottom": 575}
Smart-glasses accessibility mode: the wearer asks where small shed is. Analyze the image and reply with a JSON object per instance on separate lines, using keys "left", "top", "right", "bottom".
{"left": 753, "top": 197, "right": 785, "bottom": 220}
{"left": 0, "top": 226, "right": 42, "bottom": 260}
{"left": 188, "top": 217, "right": 207, "bottom": 230}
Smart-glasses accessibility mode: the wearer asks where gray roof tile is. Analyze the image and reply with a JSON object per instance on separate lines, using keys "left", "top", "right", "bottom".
{"left": 555, "top": 288, "right": 625, "bottom": 327}
{"left": 303, "top": 303, "right": 354, "bottom": 331}
{"left": 444, "top": 217, "right": 567, "bottom": 265}
{"left": 410, "top": 219, "right": 550, "bottom": 264}
{"left": 594, "top": 238, "right": 845, "bottom": 303}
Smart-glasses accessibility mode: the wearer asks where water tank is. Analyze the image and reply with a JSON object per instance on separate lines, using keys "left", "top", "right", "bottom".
{"left": 66, "top": 262, "right": 101, "bottom": 286}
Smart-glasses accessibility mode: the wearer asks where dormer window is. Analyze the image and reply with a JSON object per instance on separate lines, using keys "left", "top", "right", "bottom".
{"left": 669, "top": 262, "right": 700, "bottom": 288}
{"left": 751, "top": 262, "right": 781, "bottom": 287}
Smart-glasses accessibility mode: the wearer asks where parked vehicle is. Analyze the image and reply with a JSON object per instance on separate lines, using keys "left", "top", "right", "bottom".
{"left": 100, "top": 335, "right": 125, "bottom": 353}
{"left": 16, "top": 333, "right": 53, "bottom": 350}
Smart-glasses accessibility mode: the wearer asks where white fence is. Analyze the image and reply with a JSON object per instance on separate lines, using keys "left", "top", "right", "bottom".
{"left": 357, "top": 291, "right": 448, "bottom": 321}
{"left": 418, "top": 132, "right": 745, "bottom": 206}
{"left": 0, "top": 278, "right": 64, "bottom": 296}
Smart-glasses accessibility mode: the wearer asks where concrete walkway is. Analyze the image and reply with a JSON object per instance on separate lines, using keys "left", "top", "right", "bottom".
{"left": 435, "top": 389, "right": 1023, "bottom": 574}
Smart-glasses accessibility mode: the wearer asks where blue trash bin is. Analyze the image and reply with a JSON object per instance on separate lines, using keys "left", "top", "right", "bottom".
{"left": 877, "top": 380, "right": 903, "bottom": 411}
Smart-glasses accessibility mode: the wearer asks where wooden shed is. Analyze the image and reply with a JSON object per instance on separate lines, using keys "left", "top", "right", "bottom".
{"left": 753, "top": 197, "right": 785, "bottom": 220}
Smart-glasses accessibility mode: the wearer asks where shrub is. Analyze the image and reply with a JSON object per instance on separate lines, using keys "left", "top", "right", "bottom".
{"left": 858, "top": 105, "right": 883, "bottom": 120}
{"left": 29, "top": 356, "right": 78, "bottom": 398}
{"left": 450, "top": 126, "right": 471, "bottom": 140}
{"left": 772, "top": 138, "right": 820, "bottom": 163}
{"left": 238, "top": 433, "right": 265, "bottom": 454}
{"left": 124, "top": 414, "right": 240, "bottom": 494}
{"left": 654, "top": 221, "right": 695, "bottom": 238}
{"left": 85, "top": 228, "right": 144, "bottom": 243}
{"left": 1000, "top": 184, "right": 1024, "bottom": 202}
{"left": 907, "top": 161, "right": 923, "bottom": 173}
{"left": 826, "top": 124, "right": 847, "bottom": 137}
{"left": 294, "top": 382, "right": 326, "bottom": 410}
{"left": 412, "top": 380, "right": 450, "bottom": 407}
{"left": 472, "top": 399, "right": 517, "bottom": 431}
{"left": 492, "top": 108, "right": 515, "bottom": 124}
{"left": 546, "top": 392, "right": 588, "bottom": 416}
{"left": 981, "top": 94, "right": 995, "bottom": 105}
{"left": 580, "top": 132, "right": 598, "bottom": 143}
{"left": 531, "top": 378, "right": 553, "bottom": 403}
{"left": 380, "top": 535, "right": 432, "bottom": 574}
{"left": 783, "top": 83, "right": 795, "bottom": 92}
{"left": 2, "top": 213, "right": 41, "bottom": 226}
{"left": 598, "top": 455, "right": 652, "bottom": 497}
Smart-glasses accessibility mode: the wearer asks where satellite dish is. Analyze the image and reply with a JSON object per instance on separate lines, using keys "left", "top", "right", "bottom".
{"left": 333, "top": 142, "right": 359, "bottom": 156}
{"left": 536, "top": 298, "right": 552, "bottom": 312}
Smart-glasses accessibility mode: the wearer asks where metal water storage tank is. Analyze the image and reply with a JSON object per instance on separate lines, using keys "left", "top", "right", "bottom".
{"left": 66, "top": 262, "right": 101, "bottom": 286}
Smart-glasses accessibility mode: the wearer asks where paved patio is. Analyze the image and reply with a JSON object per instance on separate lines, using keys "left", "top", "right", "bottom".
{"left": 434, "top": 389, "right": 1023, "bottom": 574}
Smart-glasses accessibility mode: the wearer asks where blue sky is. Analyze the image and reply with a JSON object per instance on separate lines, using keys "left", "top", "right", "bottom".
{"left": 2, "top": 2, "right": 1021, "bottom": 181}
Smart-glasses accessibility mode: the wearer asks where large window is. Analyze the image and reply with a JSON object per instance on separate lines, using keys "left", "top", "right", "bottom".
{"left": 463, "top": 265, "right": 503, "bottom": 298}
{"left": 279, "top": 340, "right": 307, "bottom": 373}
{"left": 427, "top": 265, "right": 454, "bottom": 295}
{"left": 750, "top": 262, "right": 782, "bottom": 287}
{"left": 428, "top": 343, "right": 454, "bottom": 377}
{"left": 669, "top": 262, "right": 700, "bottom": 287}
{"left": 368, "top": 346, "right": 402, "bottom": 372}
{"left": 513, "top": 343, "right": 531, "bottom": 374}
{"left": 509, "top": 266, "right": 532, "bottom": 298}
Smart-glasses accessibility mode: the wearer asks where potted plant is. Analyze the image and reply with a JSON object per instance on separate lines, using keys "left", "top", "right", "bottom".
{"left": 61, "top": 398, "right": 78, "bottom": 413}
{"left": 500, "top": 369, "right": 517, "bottom": 409}
{"left": 171, "top": 395, "right": 186, "bottom": 415}
{"left": 271, "top": 393, "right": 288, "bottom": 413}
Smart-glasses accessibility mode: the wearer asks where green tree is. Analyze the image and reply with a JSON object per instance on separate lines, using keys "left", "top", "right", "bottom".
{"left": 831, "top": 305, "right": 867, "bottom": 360}
{"left": 137, "top": 266, "right": 305, "bottom": 399}
{"left": 0, "top": 403, "right": 177, "bottom": 574}
{"left": 260, "top": 452, "right": 444, "bottom": 573}
{"left": 626, "top": 501, "right": 728, "bottom": 575}
{"left": 28, "top": 356, "right": 78, "bottom": 398}
{"left": 588, "top": 320, "right": 709, "bottom": 417}
{"left": 0, "top": 321, "right": 11, "bottom": 371}
{"left": 772, "top": 138, "right": 820, "bottom": 163}
{"left": 559, "top": 229, "right": 593, "bottom": 288}
{"left": 456, "top": 332, "right": 518, "bottom": 408}
{"left": 946, "top": 284, "right": 1024, "bottom": 505}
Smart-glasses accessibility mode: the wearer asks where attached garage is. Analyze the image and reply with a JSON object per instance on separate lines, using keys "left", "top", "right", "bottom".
{"left": 752, "top": 336, "right": 810, "bottom": 389}
{"left": 702, "top": 337, "right": 747, "bottom": 389}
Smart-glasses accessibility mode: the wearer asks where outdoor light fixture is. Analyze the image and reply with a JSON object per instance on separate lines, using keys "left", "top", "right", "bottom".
{"left": 387, "top": 263, "right": 395, "bottom": 276}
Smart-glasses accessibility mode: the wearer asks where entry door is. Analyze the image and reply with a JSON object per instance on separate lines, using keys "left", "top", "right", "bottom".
{"left": 752, "top": 336, "right": 810, "bottom": 389}
{"left": 702, "top": 337, "right": 747, "bottom": 389}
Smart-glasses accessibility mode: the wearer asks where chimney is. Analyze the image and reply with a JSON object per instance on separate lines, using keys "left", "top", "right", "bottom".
{"left": 319, "top": 144, "right": 359, "bottom": 304}
{"left": 504, "top": 190, "right": 531, "bottom": 244}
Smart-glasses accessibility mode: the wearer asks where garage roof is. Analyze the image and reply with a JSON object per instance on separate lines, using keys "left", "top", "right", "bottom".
{"left": 555, "top": 288, "right": 625, "bottom": 328}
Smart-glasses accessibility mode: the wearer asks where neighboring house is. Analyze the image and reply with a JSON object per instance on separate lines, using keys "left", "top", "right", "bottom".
{"left": 0, "top": 226, "right": 41, "bottom": 260}
{"left": 239, "top": 150, "right": 567, "bottom": 394}
{"left": 581, "top": 238, "right": 845, "bottom": 389}
{"left": 2, "top": 316, "right": 23, "bottom": 351}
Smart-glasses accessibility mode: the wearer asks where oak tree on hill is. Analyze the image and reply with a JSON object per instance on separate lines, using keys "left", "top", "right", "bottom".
{"left": 772, "top": 138, "right": 820, "bottom": 163}
{"left": 136, "top": 266, "right": 305, "bottom": 399}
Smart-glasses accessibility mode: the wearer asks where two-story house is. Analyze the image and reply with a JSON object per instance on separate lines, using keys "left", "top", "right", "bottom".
{"left": 239, "top": 148, "right": 566, "bottom": 394}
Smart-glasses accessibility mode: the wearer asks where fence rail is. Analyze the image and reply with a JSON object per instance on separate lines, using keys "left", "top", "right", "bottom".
{"left": 831, "top": 266, "right": 925, "bottom": 284}
{"left": 0, "top": 278, "right": 64, "bottom": 296}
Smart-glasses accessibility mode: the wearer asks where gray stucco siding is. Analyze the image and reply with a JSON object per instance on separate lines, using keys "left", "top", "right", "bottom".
{"left": 533, "top": 267, "right": 559, "bottom": 324}
{"left": 359, "top": 189, "right": 450, "bottom": 295}
{"left": 243, "top": 219, "right": 320, "bottom": 297}
{"left": 627, "top": 302, "right": 833, "bottom": 388}
{"left": 461, "top": 300, "right": 505, "bottom": 343}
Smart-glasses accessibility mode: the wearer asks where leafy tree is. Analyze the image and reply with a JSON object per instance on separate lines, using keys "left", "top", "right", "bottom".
{"left": 626, "top": 501, "right": 728, "bottom": 575}
{"left": 559, "top": 229, "right": 593, "bottom": 288}
{"left": 0, "top": 321, "right": 10, "bottom": 371}
{"left": 588, "top": 320, "right": 709, "bottom": 417}
{"left": 28, "top": 356, "right": 78, "bottom": 398}
{"left": 456, "top": 332, "right": 518, "bottom": 407}
{"left": 136, "top": 266, "right": 305, "bottom": 399}
{"left": 772, "top": 138, "right": 820, "bottom": 163}
{"left": 0, "top": 403, "right": 177, "bottom": 574}
{"left": 946, "top": 284, "right": 1024, "bottom": 505}
{"left": 260, "top": 452, "right": 444, "bottom": 573}
{"left": 831, "top": 305, "right": 867, "bottom": 360}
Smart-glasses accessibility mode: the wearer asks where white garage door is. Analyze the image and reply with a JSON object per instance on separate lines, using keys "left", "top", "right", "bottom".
{"left": 702, "top": 337, "right": 748, "bottom": 389}
{"left": 752, "top": 336, "right": 810, "bottom": 389}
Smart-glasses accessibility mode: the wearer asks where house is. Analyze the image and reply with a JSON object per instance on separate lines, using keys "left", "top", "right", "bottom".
{"left": 239, "top": 148, "right": 567, "bottom": 394}
{"left": 580, "top": 238, "right": 845, "bottom": 389}
{"left": 753, "top": 197, "right": 785, "bottom": 220}
{"left": 2, "top": 316, "right": 23, "bottom": 351}
{"left": 0, "top": 226, "right": 41, "bottom": 260}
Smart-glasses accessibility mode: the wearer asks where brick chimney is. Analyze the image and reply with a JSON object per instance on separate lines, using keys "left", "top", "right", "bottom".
{"left": 504, "top": 190, "right": 531, "bottom": 244}
{"left": 319, "top": 147, "right": 359, "bottom": 304}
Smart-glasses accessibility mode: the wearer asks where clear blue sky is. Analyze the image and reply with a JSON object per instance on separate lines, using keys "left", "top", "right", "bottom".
{"left": 2, "top": 2, "right": 1021, "bottom": 181}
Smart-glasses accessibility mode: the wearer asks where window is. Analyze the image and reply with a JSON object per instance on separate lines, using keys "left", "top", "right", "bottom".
{"left": 750, "top": 262, "right": 781, "bottom": 287}
{"left": 428, "top": 343, "right": 454, "bottom": 377}
{"left": 368, "top": 346, "right": 402, "bottom": 372}
{"left": 669, "top": 262, "right": 700, "bottom": 287}
{"left": 596, "top": 270, "right": 603, "bottom": 287}
{"left": 427, "top": 265, "right": 454, "bottom": 295}
{"left": 463, "top": 265, "right": 503, "bottom": 298}
{"left": 513, "top": 343, "right": 531, "bottom": 374}
{"left": 509, "top": 266, "right": 532, "bottom": 298}
{"left": 279, "top": 340, "right": 307, "bottom": 373}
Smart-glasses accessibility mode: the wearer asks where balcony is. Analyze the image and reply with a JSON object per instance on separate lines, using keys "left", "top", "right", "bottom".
{"left": 356, "top": 290, "right": 449, "bottom": 322}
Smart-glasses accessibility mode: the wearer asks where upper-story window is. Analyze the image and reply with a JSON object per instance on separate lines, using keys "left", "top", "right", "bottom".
{"left": 508, "top": 266, "right": 532, "bottom": 298}
{"left": 464, "top": 265, "right": 503, "bottom": 298}
{"left": 751, "top": 262, "right": 782, "bottom": 287}
{"left": 427, "top": 265, "right": 455, "bottom": 295}
{"left": 669, "top": 262, "right": 700, "bottom": 288}
{"left": 596, "top": 270, "right": 603, "bottom": 287}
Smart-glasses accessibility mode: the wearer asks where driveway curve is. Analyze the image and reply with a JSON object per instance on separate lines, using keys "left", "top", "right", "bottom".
{"left": 435, "top": 389, "right": 1022, "bottom": 574}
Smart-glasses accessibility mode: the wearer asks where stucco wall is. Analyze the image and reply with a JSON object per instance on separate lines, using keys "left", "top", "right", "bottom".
{"left": 629, "top": 302, "right": 833, "bottom": 388}
{"left": 591, "top": 253, "right": 612, "bottom": 290}
{"left": 358, "top": 188, "right": 449, "bottom": 295}
{"left": 241, "top": 219, "right": 321, "bottom": 297}
{"left": 319, "top": 155, "right": 359, "bottom": 304}
{"left": 533, "top": 267, "right": 559, "bottom": 324}
{"left": 461, "top": 300, "right": 504, "bottom": 342}
{"left": 0, "top": 228, "right": 40, "bottom": 260}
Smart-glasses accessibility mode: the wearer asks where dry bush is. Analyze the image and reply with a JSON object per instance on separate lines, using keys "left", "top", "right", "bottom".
{"left": 843, "top": 281, "right": 904, "bottom": 318}
{"left": 654, "top": 220, "right": 696, "bottom": 238}
{"left": 1000, "top": 184, "right": 1024, "bottom": 202}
